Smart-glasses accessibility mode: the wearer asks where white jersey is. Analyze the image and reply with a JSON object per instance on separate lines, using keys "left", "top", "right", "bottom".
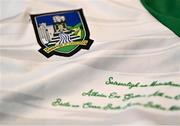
{"left": 0, "top": 0, "right": 180, "bottom": 125}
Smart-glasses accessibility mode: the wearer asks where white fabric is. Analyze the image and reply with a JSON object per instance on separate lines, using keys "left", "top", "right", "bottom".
{"left": 0, "top": 0, "right": 180, "bottom": 125}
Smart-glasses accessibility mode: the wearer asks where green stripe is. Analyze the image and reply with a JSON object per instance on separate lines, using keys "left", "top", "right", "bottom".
{"left": 140, "top": 0, "right": 180, "bottom": 37}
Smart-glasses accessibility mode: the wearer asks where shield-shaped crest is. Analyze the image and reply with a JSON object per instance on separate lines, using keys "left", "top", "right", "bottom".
{"left": 31, "top": 9, "right": 93, "bottom": 58}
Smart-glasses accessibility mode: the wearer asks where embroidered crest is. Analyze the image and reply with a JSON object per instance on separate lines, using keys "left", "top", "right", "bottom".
{"left": 31, "top": 9, "right": 93, "bottom": 58}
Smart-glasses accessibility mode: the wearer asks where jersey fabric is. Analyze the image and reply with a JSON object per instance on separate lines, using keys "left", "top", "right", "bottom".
{"left": 141, "top": 0, "right": 180, "bottom": 37}
{"left": 0, "top": 0, "right": 180, "bottom": 125}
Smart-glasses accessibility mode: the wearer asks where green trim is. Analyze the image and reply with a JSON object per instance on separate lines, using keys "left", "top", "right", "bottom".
{"left": 140, "top": 0, "right": 180, "bottom": 37}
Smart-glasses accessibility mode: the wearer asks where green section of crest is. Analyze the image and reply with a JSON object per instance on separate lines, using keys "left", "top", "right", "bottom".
{"left": 67, "top": 23, "right": 85, "bottom": 40}
{"left": 55, "top": 45, "right": 77, "bottom": 53}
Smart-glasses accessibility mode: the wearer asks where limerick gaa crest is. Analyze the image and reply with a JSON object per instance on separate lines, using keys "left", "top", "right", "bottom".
{"left": 31, "top": 9, "right": 93, "bottom": 57}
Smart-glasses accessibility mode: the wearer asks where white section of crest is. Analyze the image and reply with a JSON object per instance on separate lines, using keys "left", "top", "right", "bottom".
{"left": 58, "top": 32, "right": 72, "bottom": 44}
{"left": 0, "top": 0, "right": 180, "bottom": 125}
